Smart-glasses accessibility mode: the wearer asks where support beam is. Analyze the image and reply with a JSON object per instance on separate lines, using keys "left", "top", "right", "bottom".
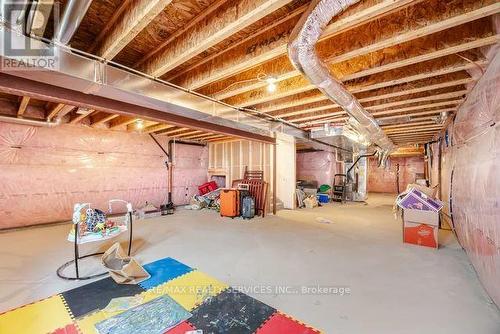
{"left": 140, "top": 0, "right": 295, "bottom": 76}
{"left": 17, "top": 96, "right": 30, "bottom": 117}
{"left": 0, "top": 73, "right": 275, "bottom": 144}
{"left": 173, "top": 0, "right": 419, "bottom": 89}
{"left": 95, "top": 0, "right": 173, "bottom": 59}
{"left": 91, "top": 113, "right": 119, "bottom": 127}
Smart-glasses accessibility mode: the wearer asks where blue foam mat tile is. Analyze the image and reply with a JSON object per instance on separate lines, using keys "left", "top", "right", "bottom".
{"left": 139, "top": 257, "right": 193, "bottom": 290}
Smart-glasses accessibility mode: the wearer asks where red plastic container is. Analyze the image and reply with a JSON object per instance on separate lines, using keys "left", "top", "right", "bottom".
{"left": 198, "top": 181, "right": 218, "bottom": 195}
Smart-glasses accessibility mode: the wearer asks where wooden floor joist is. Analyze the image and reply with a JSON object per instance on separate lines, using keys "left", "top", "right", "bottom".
{"left": 69, "top": 108, "right": 95, "bottom": 124}
{"left": 224, "top": 57, "right": 485, "bottom": 108}
{"left": 174, "top": 0, "right": 419, "bottom": 90}
{"left": 17, "top": 96, "right": 30, "bottom": 117}
{"left": 144, "top": 123, "right": 175, "bottom": 134}
{"left": 95, "top": 0, "right": 173, "bottom": 59}
{"left": 140, "top": 0, "right": 295, "bottom": 77}
{"left": 90, "top": 113, "right": 120, "bottom": 127}
{"left": 209, "top": 23, "right": 496, "bottom": 101}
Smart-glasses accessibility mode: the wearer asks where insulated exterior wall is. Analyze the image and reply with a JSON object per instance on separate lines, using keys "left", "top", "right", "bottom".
{"left": 367, "top": 156, "right": 425, "bottom": 193}
{"left": 296, "top": 151, "right": 338, "bottom": 187}
{"left": 0, "top": 123, "right": 207, "bottom": 229}
{"left": 430, "top": 51, "right": 500, "bottom": 307}
{"left": 171, "top": 143, "right": 209, "bottom": 205}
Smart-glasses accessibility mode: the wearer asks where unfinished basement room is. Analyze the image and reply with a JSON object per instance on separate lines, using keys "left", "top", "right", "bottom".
{"left": 0, "top": 0, "right": 499, "bottom": 333}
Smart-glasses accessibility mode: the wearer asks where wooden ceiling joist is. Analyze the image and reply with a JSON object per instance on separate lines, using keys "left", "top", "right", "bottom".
{"left": 109, "top": 116, "right": 139, "bottom": 129}
{"left": 95, "top": 0, "right": 173, "bottom": 59}
{"left": 175, "top": 0, "right": 419, "bottom": 90}
{"left": 141, "top": 0, "right": 296, "bottom": 77}
{"left": 180, "top": 132, "right": 217, "bottom": 140}
{"left": 46, "top": 104, "right": 75, "bottom": 121}
{"left": 135, "top": 0, "right": 230, "bottom": 68}
{"left": 285, "top": 96, "right": 463, "bottom": 124}
{"left": 17, "top": 96, "right": 30, "bottom": 117}
{"left": 144, "top": 123, "right": 175, "bottom": 134}
{"left": 382, "top": 120, "right": 438, "bottom": 129}
{"left": 69, "top": 108, "right": 95, "bottom": 124}
{"left": 224, "top": 56, "right": 484, "bottom": 108}
{"left": 385, "top": 125, "right": 444, "bottom": 134}
{"left": 90, "top": 113, "right": 120, "bottom": 127}
{"left": 276, "top": 90, "right": 468, "bottom": 118}
{"left": 208, "top": 17, "right": 496, "bottom": 101}
{"left": 258, "top": 76, "right": 473, "bottom": 114}
{"left": 173, "top": 130, "right": 203, "bottom": 138}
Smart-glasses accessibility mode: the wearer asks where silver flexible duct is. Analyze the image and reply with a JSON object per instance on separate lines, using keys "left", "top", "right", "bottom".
{"left": 54, "top": 0, "right": 93, "bottom": 45}
{"left": 288, "top": 0, "right": 395, "bottom": 165}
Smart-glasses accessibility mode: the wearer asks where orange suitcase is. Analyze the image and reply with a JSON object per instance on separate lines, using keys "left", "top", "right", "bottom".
{"left": 220, "top": 189, "right": 239, "bottom": 218}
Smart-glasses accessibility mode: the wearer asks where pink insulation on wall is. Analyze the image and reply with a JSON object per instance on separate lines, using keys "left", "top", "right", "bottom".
{"left": 367, "top": 156, "right": 424, "bottom": 193}
{"left": 171, "top": 143, "right": 208, "bottom": 205}
{"left": 430, "top": 51, "right": 500, "bottom": 306}
{"left": 0, "top": 123, "right": 208, "bottom": 229}
{"left": 296, "top": 151, "right": 338, "bottom": 186}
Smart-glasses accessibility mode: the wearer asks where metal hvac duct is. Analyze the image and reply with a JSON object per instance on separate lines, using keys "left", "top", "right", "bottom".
{"left": 288, "top": 0, "right": 396, "bottom": 165}
{"left": 54, "top": 0, "right": 92, "bottom": 45}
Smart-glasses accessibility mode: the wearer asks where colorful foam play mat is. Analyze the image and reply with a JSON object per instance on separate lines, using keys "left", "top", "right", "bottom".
{"left": 0, "top": 257, "right": 321, "bottom": 333}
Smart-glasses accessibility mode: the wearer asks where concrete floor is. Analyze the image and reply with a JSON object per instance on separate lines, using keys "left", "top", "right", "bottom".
{"left": 0, "top": 193, "right": 499, "bottom": 333}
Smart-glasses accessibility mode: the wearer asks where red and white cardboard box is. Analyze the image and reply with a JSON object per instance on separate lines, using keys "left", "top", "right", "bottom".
{"left": 403, "top": 209, "right": 439, "bottom": 249}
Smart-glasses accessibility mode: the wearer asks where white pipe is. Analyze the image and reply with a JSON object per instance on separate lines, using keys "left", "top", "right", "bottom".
{"left": 0, "top": 114, "right": 58, "bottom": 127}
{"left": 288, "top": 0, "right": 396, "bottom": 165}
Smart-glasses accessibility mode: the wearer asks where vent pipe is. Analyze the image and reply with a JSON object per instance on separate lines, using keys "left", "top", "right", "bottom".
{"left": 288, "top": 0, "right": 395, "bottom": 165}
{"left": 54, "top": 0, "right": 92, "bottom": 45}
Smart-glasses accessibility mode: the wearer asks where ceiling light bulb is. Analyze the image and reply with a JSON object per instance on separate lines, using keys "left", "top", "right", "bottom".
{"left": 136, "top": 119, "right": 144, "bottom": 129}
{"left": 267, "top": 82, "right": 277, "bottom": 93}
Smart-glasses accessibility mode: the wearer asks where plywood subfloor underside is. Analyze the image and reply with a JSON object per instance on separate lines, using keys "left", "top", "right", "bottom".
{"left": 0, "top": 194, "right": 498, "bottom": 333}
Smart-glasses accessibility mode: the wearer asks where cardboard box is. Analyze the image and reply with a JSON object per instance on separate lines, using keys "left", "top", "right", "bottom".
{"left": 403, "top": 209, "right": 439, "bottom": 249}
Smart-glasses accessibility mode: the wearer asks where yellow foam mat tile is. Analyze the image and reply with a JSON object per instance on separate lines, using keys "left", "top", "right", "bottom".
{"left": 141, "top": 270, "right": 228, "bottom": 310}
{"left": 0, "top": 295, "right": 73, "bottom": 334}
{"left": 75, "top": 311, "right": 109, "bottom": 334}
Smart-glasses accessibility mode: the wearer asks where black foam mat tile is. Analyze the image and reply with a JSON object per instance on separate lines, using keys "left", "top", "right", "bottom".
{"left": 61, "top": 277, "right": 145, "bottom": 318}
{"left": 188, "top": 288, "right": 276, "bottom": 334}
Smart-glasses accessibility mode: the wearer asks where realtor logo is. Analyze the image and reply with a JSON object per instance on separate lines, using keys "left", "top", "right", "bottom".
{"left": 0, "top": 1, "right": 60, "bottom": 70}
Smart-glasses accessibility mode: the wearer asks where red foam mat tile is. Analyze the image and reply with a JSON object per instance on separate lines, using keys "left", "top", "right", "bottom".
{"left": 256, "top": 312, "right": 321, "bottom": 334}
{"left": 50, "top": 323, "right": 79, "bottom": 334}
{"left": 165, "top": 320, "right": 196, "bottom": 333}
